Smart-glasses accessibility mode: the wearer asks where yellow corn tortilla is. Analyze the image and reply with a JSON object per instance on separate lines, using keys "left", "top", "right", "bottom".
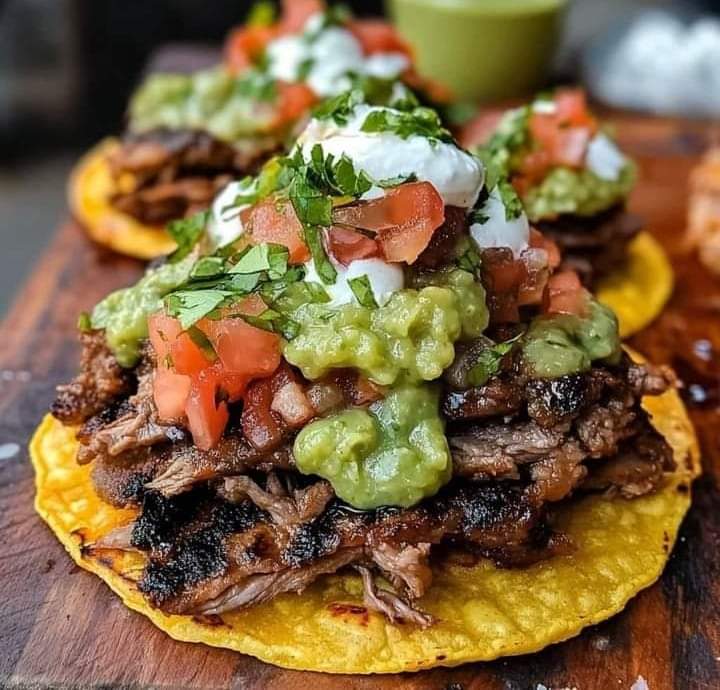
{"left": 68, "top": 139, "right": 177, "bottom": 260}
{"left": 31, "top": 368, "right": 699, "bottom": 674}
{"left": 596, "top": 232, "right": 673, "bottom": 338}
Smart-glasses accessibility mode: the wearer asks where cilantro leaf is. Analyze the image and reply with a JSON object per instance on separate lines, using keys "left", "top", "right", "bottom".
{"left": 497, "top": 179, "right": 524, "bottom": 221}
{"left": 457, "top": 246, "right": 482, "bottom": 273}
{"left": 312, "top": 89, "right": 364, "bottom": 125}
{"left": 166, "top": 211, "right": 209, "bottom": 262}
{"left": 77, "top": 311, "right": 92, "bottom": 332}
{"left": 304, "top": 225, "right": 337, "bottom": 284}
{"left": 360, "top": 107, "right": 453, "bottom": 143}
{"left": 466, "top": 337, "right": 521, "bottom": 387}
{"left": 190, "top": 256, "right": 225, "bottom": 279}
{"left": 229, "top": 243, "right": 289, "bottom": 279}
{"left": 165, "top": 289, "right": 229, "bottom": 329}
{"left": 348, "top": 274, "right": 378, "bottom": 308}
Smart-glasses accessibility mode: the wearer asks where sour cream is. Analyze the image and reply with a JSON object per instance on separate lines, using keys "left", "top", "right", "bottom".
{"left": 207, "top": 180, "right": 254, "bottom": 247}
{"left": 304, "top": 256, "right": 404, "bottom": 308}
{"left": 469, "top": 185, "right": 529, "bottom": 257}
{"left": 265, "top": 14, "right": 410, "bottom": 98}
{"left": 298, "top": 104, "right": 485, "bottom": 208}
{"left": 585, "top": 132, "right": 628, "bottom": 181}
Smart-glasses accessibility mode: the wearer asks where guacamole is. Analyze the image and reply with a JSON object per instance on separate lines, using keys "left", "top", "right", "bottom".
{"left": 129, "top": 68, "right": 278, "bottom": 142}
{"left": 91, "top": 256, "right": 194, "bottom": 367}
{"left": 293, "top": 384, "right": 451, "bottom": 509}
{"left": 522, "top": 300, "right": 621, "bottom": 378}
{"left": 284, "top": 273, "right": 489, "bottom": 385}
{"left": 522, "top": 163, "right": 636, "bottom": 221}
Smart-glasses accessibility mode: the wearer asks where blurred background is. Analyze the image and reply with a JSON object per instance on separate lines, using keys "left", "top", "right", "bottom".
{"left": 1, "top": 0, "right": 719, "bottom": 315}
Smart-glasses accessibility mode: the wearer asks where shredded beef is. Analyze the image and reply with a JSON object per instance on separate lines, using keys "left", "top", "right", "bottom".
{"left": 536, "top": 205, "right": 642, "bottom": 287}
{"left": 127, "top": 480, "right": 556, "bottom": 617}
{"left": 109, "top": 128, "right": 280, "bottom": 224}
{"left": 51, "top": 330, "right": 131, "bottom": 425}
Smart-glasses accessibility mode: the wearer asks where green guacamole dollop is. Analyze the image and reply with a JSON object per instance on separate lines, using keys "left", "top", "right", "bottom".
{"left": 521, "top": 164, "right": 636, "bottom": 221}
{"left": 293, "top": 384, "right": 452, "bottom": 509}
{"left": 91, "top": 257, "right": 194, "bottom": 367}
{"left": 129, "top": 68, "right": 277, "bottom": 143}
{"left": 522, "top": 300, "right": 621, "bottom": 378}
{"left": 283, "top": 270, "right": 489, "bottom": 385}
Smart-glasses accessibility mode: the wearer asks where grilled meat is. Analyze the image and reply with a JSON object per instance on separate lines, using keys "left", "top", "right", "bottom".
{"left": 108, "top": 129, "right": 280, "bottom": 224}
{"left": 127, "top": 479, "right": 556, "bottom": 617}
{"left": 51, "top": 330, "right": 132, "bottom": 425}
{"left": 537, "top": 205, "right": 642, "bottom": 287}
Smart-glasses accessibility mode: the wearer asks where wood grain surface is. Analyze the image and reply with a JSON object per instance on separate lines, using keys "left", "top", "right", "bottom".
{"left": 1, "top": 115, "right": 719, "bottom": 690}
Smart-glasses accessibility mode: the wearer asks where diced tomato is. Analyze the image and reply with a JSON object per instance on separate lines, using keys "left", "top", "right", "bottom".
{"left": 224, "top": 25, "right": 277, "bottom": 73}
{"left": 326, "top": 226, "right": 380, "bottom": 265}
{"left": 242, "top": 377, "right": 284, "bottom": 451}
{"left": 153, "top": 368, "right": 192, "bottom": 422}
{"left": 148, "top": 312, "right": 211, "bottom": 376}
{"left": 246, "top": 199, "right": 310, "bottom": 264}
{"left": 348, "top": 19, "right": 413, "bottom": 59}
{"left": 147, "top": 313, "right": 183, "bottom": 364}
{"left": 274, "top": 82, "right": 317, "bottom": 127}
{"left": 332, "top": 182, "right": 445, "bottom": 264}
{"left": 554, "top": 88, "right": 595, "bottom": 129}
{"left": 481, "top": 249, "right": 527, "bottom": 324}
{"left": 197, "top": 306, "right": 281, "bottom": 381}
{"left": 543, "top": 270, "right": 589, "bottom": 316}
{"left": 529, "top": 228, "right": 561, "bottom": 269}
{"left": 185, "top": 364, "right": 229, "bottom": 451}
{"left": 278, "top": 0, "right": 325, "bottom": 34}
{"left": 517, "top": 248, "right": 550, "bottom": 307}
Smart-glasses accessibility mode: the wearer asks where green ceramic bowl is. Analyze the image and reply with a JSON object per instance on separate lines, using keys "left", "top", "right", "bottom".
{"left": 388, "top": 0, "right": 568, "bottom": 102}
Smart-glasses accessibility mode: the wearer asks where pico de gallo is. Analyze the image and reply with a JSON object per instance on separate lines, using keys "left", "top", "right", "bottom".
{"left": 462, "top": 89, "right": 640, "bottom": 286}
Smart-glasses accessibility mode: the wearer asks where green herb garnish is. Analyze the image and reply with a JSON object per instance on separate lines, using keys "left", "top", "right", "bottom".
{"left": 466, "top": 336, "right": 521, "bottom": 387}
{"left": 361, "top": 106, "right": 453, "bottom": 143}
{"left": 304, "top": 225, "right": 337, "bottom": 284}
{"left": 348, "top": 274, "right": 378, "bottom": 308}
{"left": 166, "top": 210, "right": 209, "bottom": 262}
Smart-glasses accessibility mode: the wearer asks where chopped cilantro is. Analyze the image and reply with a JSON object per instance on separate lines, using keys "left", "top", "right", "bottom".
{"left": 229, "top": 243, "right": 289, "bottom": 280}
{"left": 466, "top": 336, "right": 521, "bottom": 387}
{"left": 233, "top": 70, "right": 277, "bottom": 102}
{"left": 376, "top": 172, "right": 416, "bottom": 188}
{"left": 297, "top": 57, "right": 315, "bottom": 81}
{"left": 190, "top": 256, "right": 225, "bottom": 279}
{"left": 165, "top": 289, "right": 229, "bottom": 329}
{"left": 304, "top": 225, "right": 337, "bottom": 284}
{"left": 166, "top": 210, "right": 209, "bottom": 262}
{"left": 497, "top": 179, "right": 524, "bottom": 221}
{"left": 348, "top": 274, "right": 378, "bottom": 308}
{"left": 312, "top": 89, "right": 364, "bottom": 125}
{"left": 457, "top": 246, "right": 482, "bottom": 273}
{"left": 360, "top": 106, "right": 453, "bottom": 143}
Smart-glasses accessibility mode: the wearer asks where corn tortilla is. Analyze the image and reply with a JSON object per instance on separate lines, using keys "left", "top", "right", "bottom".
{"left": 68, "top": 139, "right": 176, "bottom": 260}
{"left": 30, "top": 368, "right": 699, "bottom": 673}
{"left": 596, "top": 232, "right": 673, "bottom": 338}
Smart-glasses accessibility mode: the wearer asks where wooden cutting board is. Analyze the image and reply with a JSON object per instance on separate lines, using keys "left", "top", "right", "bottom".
{"left": 1, "top": 115, "right": 719, "bottom": 690}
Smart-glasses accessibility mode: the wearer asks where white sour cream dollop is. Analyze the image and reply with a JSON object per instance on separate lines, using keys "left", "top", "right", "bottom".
{"left": 207, "top": 180, "right": 255, "bottom": 247}
{"left": 297, "top": 104, "right": 485, "bottom": 208}
{"left": 469, "top": 186, "right": 530, "bottom": 258}
{"left": 304, "top": 256, "right": 404, "bottom": 308}
{"left": 265, "top": 14, "right": 410, "bottom": 98}
{"left": 585, "top": 132, "right": 628, "bottom": 181}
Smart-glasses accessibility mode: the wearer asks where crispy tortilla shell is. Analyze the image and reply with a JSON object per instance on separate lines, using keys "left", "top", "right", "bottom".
{"left": 596, "top": 232, "right": 673, "bottom": 338}
{"left": 69, "top": 139, "right": 177, "bottom": 260}
{"left": 31, "top": 381, "right": 699, "bottom": 673}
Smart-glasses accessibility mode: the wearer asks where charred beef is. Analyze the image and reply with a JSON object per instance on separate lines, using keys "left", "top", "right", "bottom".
{"left": 51, "top": 330, "right": 132, "bottom": 425}
{"left": 536, "top": 205, "right": 642, "bottom": 287}
{"left": 108, "top": 128, "right": 280, "bottom": 224}
{"left": 122, "top": 479, "right": 556, "bottom": 617}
